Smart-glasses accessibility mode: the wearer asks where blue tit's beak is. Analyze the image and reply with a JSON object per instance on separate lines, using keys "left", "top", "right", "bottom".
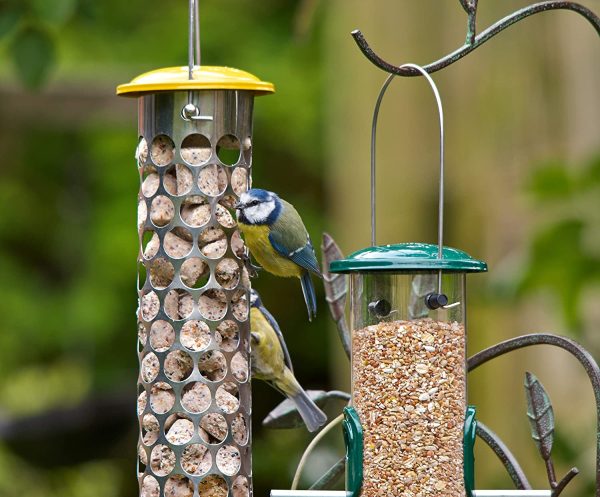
{"left": 234, "top": 201, "right": 243, "bottom": 210}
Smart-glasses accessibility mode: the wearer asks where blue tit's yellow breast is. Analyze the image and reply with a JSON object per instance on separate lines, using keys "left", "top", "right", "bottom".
{"left": 238, "top": 223, "right": 303, "bottom": 277}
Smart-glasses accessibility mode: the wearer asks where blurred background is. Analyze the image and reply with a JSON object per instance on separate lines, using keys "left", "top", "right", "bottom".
{"left": 0, "top": 0, "right": 599, "bottom": 495}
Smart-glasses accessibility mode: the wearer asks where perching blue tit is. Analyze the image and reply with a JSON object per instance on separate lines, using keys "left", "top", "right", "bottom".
{"left": 250, "top": 289, "right": 327, "bottom": 432}
{"left": 235, "top": 189, "right": 321, "bottom": 321}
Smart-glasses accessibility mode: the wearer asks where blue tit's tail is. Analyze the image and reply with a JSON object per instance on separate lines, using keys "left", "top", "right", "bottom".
{"left": 300, "top": 271, "right": 317, "bottom": 321}
{"left": 290, "top": 388, "right": 327, "bottom": 432}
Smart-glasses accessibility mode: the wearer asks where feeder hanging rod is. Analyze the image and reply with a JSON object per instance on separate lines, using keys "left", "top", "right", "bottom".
{"left": 188, "top": 0, "right": 200, "bottom": 79}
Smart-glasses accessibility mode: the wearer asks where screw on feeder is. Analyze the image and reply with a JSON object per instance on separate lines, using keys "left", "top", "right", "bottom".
{"left": 370, "top": 63, "right": 452, "bottom": 310}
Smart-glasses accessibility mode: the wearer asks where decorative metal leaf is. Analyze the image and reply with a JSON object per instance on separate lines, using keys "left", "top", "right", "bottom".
{"left": 321, "top": 233, "right": 351, "bottom": 358}
{"left": 524, "top": 371, "right": 555, "bottom": 460}
{"left": 262, "top": 390, "right": 350, "bottom": 429}
{"left": 309, "top": 456, "right": 345, "bottom": 490}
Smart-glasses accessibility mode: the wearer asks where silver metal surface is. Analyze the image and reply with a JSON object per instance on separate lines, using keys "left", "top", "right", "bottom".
{"left": 137, "top": 89, "right": 254, "bottom": 497}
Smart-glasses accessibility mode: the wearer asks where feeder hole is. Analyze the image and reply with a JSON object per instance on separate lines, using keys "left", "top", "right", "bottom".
{"left": 181, "top": 134, "right": 211, "bottom": 165}
{"left": 216, "top": 320, "right": 239, "bottom": 352}
{"left": 198, "top": 475, "right": 228, "bottom": 497}
{"left": 232, "top": 413, "right": 248, "bottom": 445}
{"left": 198, "top": 227, "right": 227, "bottom": 259}
{"left": 216, "top": 134, "right": 241, "bottom": 166}
{"left": 216, "top": 382, "right": 240, "bottom": 414}
{"left": 216, "top": 445, "right": 241, "bottom": 475}
{"left": 165, "top": 475, "right": 193, "bottom": 497}
{"left": 231, "top": 167, "right": 248, "bottom": 195}
{"left": 198, "top": 350, "right": 227, "bottom": 381}
{"left": 181, "top": 201, "right": 211, "bottom": 229}
{"left": 181, "top": 382, "right": 211, "bottom": 414}
{"left": 165, "top": 417, "right": 194, "bottom": 445}
{"left": 141, "top": 475, "right": 159, "bottom": 497}
{"left": 163, "top": 229, "right": 193, "bottom": 259}
{"left": 141, "top": 352, "right": 160, "bottom": 383}
{"left": 181, "top": 257, "right": 209, "bottom": 289}
{"left": 199, "top": 413, "right": 228, "bottom": 443}
{"left": 198, "top": 164, "right": 228, "bottom": 196}
{"left": 149, "top": 320, "right": 175, "bottom": 352}
{"left": 150, "top": 135, "right": 175, "bottom": 167}
{"left": 230, "top": 352, "right": 248, "bottom": 383}
{"left": 136, "top": 137, "right": 149, "bottom": 166}
{"left": 232, "top": 475, "right": 250, "bottom": 497}
{"left": 215, "top": 258, "right": 241, "bottom": 289}
{"left": 198, "top": 290, "right": 228, "bottom": 321}
{"left": 150, "top": 195, "right": 175, "bottom": 227}
{"left": 231, "top": 290, "right": 248, "bottom": 321}
{"left": 182, "top": 444, "right": 212, "bottom": 475}
{"left": 149, "top": 257, "right": 175, "bottom": 289}
{"left": 141, "top": 413, "right": 159, "bottom": 446}
{"left": 180, "top": 320, "right": 211, "bottom": 351}
{"left": 216, "top": 201, "right": 236, "bottom": 228}
{"left": 150, "top": 382, "right": 175, "bottom": 414}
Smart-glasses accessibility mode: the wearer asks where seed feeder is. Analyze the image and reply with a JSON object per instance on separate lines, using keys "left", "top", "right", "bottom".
{"left": 327, "top": 64, "right": 486, "bottom": 497}
{"left": 117, "top": 1, "right": 273, "bottom": 496}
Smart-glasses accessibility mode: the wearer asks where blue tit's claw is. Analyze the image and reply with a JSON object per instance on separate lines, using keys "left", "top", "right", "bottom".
{"left": 241, "top": 253, "right": 262, "bottom": 278}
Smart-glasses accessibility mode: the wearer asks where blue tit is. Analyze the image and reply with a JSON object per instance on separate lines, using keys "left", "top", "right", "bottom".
{"left": 236, "top": 189, "right": 321, "bottom": 321}
{"left": 250, "top": 289, "right": 327, "bottom": 432}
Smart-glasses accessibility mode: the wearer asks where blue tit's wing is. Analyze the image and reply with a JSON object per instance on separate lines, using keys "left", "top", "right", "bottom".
{"left": 259, "top": 304, "right": 294, "bottom": 373}
{"left": 269, "top": 230, "right": 322, "bottom": 277}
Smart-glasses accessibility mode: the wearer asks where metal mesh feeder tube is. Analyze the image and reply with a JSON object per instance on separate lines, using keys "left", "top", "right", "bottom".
{"left": 331, "top": 243, "right": 486, "bottom": 497}
{"left": 119, "top": 66, "right": 274, "bottom": 497}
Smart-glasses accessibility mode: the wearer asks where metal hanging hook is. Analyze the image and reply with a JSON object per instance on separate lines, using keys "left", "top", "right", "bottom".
{"left": 371, "top": 63, "right": 445, "bottom": 260}
{"left": 371, "top": 63, "right": 449, "bottom": 303}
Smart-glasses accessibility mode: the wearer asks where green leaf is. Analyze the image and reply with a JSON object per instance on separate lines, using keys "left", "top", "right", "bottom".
{"left": 0, "top": 3, "right": 23, "bottom": 38}
{"left": 10, "top": 26, "right": 55, "bottom": 90}
{"left": 262, "top": 390, "right": 349, "bottom": 429}
{"left": 29, "top": 0, "right": 77, "bottom": 25}
{"left": 527, "top": 162, "right": 573, "bottom": 201}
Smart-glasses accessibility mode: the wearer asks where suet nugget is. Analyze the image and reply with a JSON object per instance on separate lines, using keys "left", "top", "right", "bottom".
{"left": 250, "top": 289, "right": 327, "bottom": 432}
{"left": 235, "top": 188, "right": 321, "bottom": 321}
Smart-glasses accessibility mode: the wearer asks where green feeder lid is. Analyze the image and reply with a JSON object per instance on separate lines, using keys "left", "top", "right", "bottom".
{"left": 329, "top": 242, "right": 487, "bottom": 273}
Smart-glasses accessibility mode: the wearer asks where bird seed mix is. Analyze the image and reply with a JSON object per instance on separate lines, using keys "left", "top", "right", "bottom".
{"left": 352, "top": 319, "right": 466, "bottom": 497}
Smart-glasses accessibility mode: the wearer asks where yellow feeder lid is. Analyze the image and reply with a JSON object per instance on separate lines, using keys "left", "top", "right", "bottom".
{"left": 117, "top": 65, "right": 275, "bottom": 97}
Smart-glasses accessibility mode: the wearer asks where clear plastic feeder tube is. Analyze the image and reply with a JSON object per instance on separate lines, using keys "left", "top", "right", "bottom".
{"left": 351, "top": 271, "right": 466, "bottom": 496}
{"left": 330, "top": 242, "right": 486, "bottom": 497}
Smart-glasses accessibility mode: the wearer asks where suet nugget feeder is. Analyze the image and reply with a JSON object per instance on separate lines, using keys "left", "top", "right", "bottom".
{"left": 330, "top": 64, "right": 486, "bottom": 497}
{"left": 118, "top": 2, "right": 273, "bottom": 496}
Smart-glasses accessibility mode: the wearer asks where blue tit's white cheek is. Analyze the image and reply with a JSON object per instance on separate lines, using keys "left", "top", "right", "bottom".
{"left": 244, "top": 200, "right": 275, "bottom": 224}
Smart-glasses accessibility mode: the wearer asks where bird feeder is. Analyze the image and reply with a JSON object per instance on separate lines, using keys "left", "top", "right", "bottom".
{"left": 328, "top": 64, "right": 487, "bottom": 497}
{"left": 117, "top": 3, "right": 274, "bottom": 495}
{"left": 330, "top": 243, "right": 486, "bottom": 497}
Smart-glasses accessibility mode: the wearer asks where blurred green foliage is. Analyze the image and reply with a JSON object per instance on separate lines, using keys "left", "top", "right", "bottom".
{"left": 0, "top": 0, "right": 328, "bottom": 495}
{"left": 520, "top": 156, "right": 600, "bottom": 333}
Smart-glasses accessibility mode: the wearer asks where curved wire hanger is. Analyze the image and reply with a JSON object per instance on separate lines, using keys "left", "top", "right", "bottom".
{"left": 371, "top": 64, "right": 444, "bottom": 259}
{"left": 371, "top": 63, "right": 450, "bottom": 301}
